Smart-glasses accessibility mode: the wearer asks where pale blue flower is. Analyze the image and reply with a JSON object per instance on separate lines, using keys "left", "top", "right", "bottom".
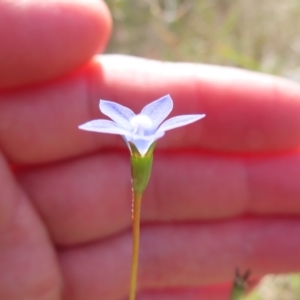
{"left": 79, "top": 95, "right": 205, "bottom": 156}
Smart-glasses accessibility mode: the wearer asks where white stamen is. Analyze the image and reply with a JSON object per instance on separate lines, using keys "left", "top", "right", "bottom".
{"left": 130, "top": 114, "right": 153, "bottom": 133}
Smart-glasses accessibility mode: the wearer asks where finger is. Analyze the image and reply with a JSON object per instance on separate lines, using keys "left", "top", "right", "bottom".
{"left": 137, "top": 286, "right": 233, "bottom": 300}
{"left": 1, "top": 55, "right": 300, "bottom": 164}
{"left": 138, "top": 280, "right": 260, "bottom": 300}
{"left": 0, "top": 0, "right": 111, "bottom": 89}
{"left": 0, "top": 154, "right": 61, "bottom": 299}
{"left": 17, "top": 151, "right": 300, "bottom": 245}
{"left": 59, "top": 218, "right": 300, "bottom": 300}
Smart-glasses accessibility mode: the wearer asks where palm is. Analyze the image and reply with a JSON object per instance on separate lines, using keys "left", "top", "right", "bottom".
{"left": 1, "top": 1, "right": 300, "bottom": 300}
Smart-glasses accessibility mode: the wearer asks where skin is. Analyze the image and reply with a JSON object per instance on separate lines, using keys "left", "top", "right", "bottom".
{"left": 0, "top": 0, "right": 300, "bottom": 299}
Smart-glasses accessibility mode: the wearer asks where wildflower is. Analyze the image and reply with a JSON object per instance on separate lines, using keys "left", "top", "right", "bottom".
{"left": 79, "top": 94, "right": 205, "bottom": 156}
{"left": 79, "top": 94, "right": 205, "bottom": 300}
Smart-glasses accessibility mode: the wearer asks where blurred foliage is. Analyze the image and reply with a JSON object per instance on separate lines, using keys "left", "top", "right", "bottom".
{"left": 246, "top": 274, "right": 300, "bottom": 300}
{"left": 105, "top": 0, "right": 300, "bottom": 79}
{"left": 104, "top": 0, "right": 300, "bottom": 299}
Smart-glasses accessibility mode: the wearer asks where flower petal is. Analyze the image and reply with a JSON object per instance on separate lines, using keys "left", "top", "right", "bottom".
{"left": 126, "top": 131, "right": 165, "bottom": 156}
{"left": 79, "top": 119, "right": 129, "bottom": 135}
{"left": 157, "top": 114, "right": 206, "bottom": 132}
{"left": 130, "top": 139, "right": 154, "bottom": 156}
{"left": 100, "top": 100, "right": 135, "bottom": 130}
{"left": 140, "top": 94, "right": 173, "bottom": 129}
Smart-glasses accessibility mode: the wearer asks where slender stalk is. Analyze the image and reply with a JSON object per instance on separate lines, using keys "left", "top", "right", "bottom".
{"left": 129, "top": 191, "right": 143, "bottom": 300}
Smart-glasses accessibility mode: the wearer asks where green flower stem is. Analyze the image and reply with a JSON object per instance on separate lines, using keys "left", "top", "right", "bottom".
{"left": 129, "top": 191, "right": 143, "bottom": 300}
{"left": 128, "top": 143, "right": 155, "bottom": 300}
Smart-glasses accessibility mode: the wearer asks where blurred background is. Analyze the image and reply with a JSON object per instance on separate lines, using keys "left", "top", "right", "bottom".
{"left": 105, "top": 0, "right": 300, "bottom": 299}
{"left": 105, "top": 0, "right": 300, "bottom": 82}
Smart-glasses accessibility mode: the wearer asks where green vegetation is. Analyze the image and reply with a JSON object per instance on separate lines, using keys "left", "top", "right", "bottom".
{"left": 106, "top": 0, "right": 300, "bottom": 81}
{"left": 246, "top": 274, "right": 300, "bottom": 300}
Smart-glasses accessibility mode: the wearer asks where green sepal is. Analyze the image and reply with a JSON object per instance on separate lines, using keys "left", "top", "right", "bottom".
{"left": 130, "top": 143, "right": 155, "bottom": 194}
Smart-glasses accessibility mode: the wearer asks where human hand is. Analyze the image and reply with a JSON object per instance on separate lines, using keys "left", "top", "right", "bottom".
{"left": 1, "top": 1, "right": 300, "bottom": 300}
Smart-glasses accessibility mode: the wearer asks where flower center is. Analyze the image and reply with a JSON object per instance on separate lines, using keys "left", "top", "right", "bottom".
{"left": 130, "top": 114, "right": 153, "bottom": 135}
